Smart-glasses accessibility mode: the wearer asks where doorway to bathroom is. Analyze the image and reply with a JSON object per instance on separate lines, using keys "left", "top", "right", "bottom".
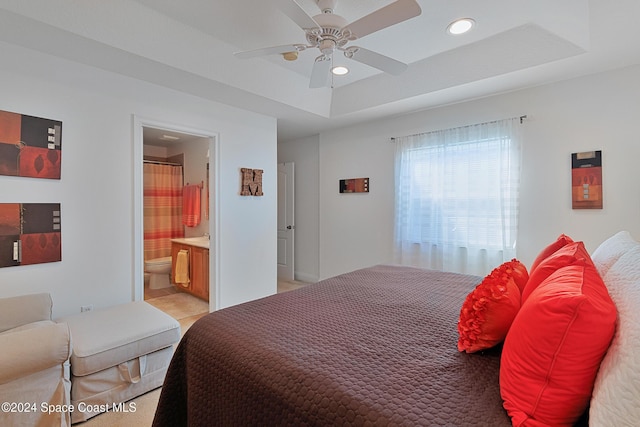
{"left": 133, "top": 116, "right": 219, "bottom": 319}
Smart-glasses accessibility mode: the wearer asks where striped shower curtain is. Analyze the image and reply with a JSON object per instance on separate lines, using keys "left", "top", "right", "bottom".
{"left": 143, "top": 163, "right": 184, "bottom": 260}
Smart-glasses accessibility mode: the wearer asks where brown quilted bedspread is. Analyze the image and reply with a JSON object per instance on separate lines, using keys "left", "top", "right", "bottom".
{"left": 153, "top": 265, "right": 511, "bottom": 426}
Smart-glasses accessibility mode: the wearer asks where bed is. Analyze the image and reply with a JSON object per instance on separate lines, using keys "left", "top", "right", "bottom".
{"left": 153, "top": 265, "right": 511, "bottom": 426}
{"left": 152, "top": 232, "right": 640, "bottom": 426}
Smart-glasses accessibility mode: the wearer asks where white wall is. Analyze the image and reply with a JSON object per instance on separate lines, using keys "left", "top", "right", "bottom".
{"left": 280, "top": 64, "right": 640, "bottom": 280}
{"left": 318, "top": 127, "right": 396, "bottom": 280}
{"left": 0, "top": 42, "right": 277, "bottom": 317}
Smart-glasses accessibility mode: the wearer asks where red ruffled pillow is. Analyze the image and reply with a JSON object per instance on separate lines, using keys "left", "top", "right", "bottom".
{"left": 457, "top": 260, "right": 524, "bottom": 353}
{"left": 506, "top": 258, "right": 529, "bottom": 294}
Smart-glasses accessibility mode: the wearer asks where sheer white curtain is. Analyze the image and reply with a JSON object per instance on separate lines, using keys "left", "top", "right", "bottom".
{"left": 394, "top": 117, "right": 522, "bottom": 276}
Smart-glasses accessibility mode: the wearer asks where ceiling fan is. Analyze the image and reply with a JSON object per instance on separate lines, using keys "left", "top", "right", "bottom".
{"left": 234, "top": 0, "right": 422, "bottom": 88}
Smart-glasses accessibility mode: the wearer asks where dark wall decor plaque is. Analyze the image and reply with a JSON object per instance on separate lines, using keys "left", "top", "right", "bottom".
{"left": 339, "top": 177, "right": 369, "bottom": 193}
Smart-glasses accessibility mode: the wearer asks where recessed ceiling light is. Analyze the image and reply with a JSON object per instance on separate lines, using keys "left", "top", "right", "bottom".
{"left": 160, "top": 134, "right": 180, "bottom": 141}
{"left": 331, "top": 66, "right": 349, "bottom": 76}
{"left": 447, "top": 18, "right": 475, "bottom": 35}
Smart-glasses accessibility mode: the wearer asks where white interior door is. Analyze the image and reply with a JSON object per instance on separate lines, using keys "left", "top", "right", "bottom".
{"left": 277, "top": 162, "right": 294, "bottom": 281}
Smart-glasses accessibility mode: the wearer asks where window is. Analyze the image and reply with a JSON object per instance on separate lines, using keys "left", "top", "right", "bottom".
{"left": 394, "top": 118, "right": 522, "bottom": 276}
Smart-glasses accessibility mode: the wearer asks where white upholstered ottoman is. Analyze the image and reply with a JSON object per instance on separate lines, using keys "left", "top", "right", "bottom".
{"left": 57, "top": 301, "right": 180, "bottom": 423}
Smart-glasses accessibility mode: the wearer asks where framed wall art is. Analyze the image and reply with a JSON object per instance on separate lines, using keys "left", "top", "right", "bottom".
{"left": 0, "top": 203, "right": 61, "bottom": 267}
{"left": 0, "top": 109, "right": 62, "bottom": 179}
{"left": 339, "top": 177, "right": 369, "bottom": 193}
{"left": 571, "top": 150, "right": 602, "bottom": 209}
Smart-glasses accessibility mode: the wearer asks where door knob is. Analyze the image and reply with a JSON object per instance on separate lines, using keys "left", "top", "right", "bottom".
{"left": 287, "top": 225, "right": 293, "bottom": 229}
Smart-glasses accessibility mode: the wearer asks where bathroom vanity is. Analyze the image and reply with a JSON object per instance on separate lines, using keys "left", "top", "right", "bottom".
{"left": 171, "top": 237, "right": 209, "bottom": 301}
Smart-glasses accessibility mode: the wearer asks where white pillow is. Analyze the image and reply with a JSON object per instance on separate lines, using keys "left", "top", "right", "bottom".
{"left": 589, "top": 246, "right": 640, "bottom": 426}
{"left": 591, "top": 231, "right": 640, "bottom": 277}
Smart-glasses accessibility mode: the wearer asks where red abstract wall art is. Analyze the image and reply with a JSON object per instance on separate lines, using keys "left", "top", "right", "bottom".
{"left": 0, "top": 110, "right": 62, "bottom": 179}
{"left": 0, "top": 203, "right": 61, "bottom": 267}
{"left": 571, "top": 151, "right": 602, "bottom": 209}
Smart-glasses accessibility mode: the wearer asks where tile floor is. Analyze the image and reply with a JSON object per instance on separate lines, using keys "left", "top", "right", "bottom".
{"left": 144, "top": 278, "right": 308, "bottom": 332}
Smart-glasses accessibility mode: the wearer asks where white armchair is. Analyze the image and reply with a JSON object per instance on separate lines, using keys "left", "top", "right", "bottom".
{"left": 0, "top": 293, "right": 72, "bottom": 427}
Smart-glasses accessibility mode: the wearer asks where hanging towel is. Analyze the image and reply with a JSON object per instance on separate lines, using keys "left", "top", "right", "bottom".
{"left": 175, "top": 249, "right": 190, "bottom": 287}
{"left": 182, "top": 185, "right": 201, "bottom": 227}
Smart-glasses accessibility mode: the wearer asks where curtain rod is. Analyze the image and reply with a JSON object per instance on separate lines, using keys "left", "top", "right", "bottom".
{"left": 143, "top": 160, "right": 183, "bottom": 166}
{"left": 390, "top": 115, "right": 528, "bottom": 142}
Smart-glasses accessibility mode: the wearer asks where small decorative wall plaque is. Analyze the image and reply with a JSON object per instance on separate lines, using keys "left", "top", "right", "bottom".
{"left": 339, "top": 177, "right": 369, "bottom": 193}
{"left": 571, "top": 150, "right": 602, "bottom": 209}
{"left": 0, "top": 110, "right": 62, "bottom": 179}
{"left": 240, "top": 168, "right": 264, "bottom": 196}
{"left": 0, "top": 203, "right": 62, "bottom": 267}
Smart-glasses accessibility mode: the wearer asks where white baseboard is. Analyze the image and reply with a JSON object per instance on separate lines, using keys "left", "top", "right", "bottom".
{"left": 294, "top": 272, "right": 319, "bottom": 284}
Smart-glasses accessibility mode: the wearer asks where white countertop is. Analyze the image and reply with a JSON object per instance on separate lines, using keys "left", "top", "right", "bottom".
{"left": 171, "top": 237, "right": 210, "bottom": 249}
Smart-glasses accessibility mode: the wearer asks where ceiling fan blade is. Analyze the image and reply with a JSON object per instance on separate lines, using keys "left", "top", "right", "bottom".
{"left": 277, "top": 0, "right": 320, "bottom": 30}
{"left": 345, "top": 0, "right": 421, "bottom": 39}
{"left": 309, "top": 55, "right": 331, "bottom": 88}
{"left": 234, "top": 44, "right": 304, "bottom": 59}
{"left": 345, "top": 47, "right": 408, "bottom": 75}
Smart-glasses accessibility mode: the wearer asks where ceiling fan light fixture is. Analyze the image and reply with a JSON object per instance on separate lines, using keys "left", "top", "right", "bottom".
{"left": 331, "top": 66, "right": 349, "bottom": 75}
{"left": 282, "top": 51, "right": 299, "bottom": 61}
{"left": 235, "top": 0, "right": 422, "bottom": 88}
{"left": 447, "top": 18, "right": 475, "bottom": 35}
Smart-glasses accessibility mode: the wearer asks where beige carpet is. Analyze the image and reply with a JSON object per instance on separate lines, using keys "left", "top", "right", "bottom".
{"left": 78, "top": 282, "right": 306, "bottom": 426}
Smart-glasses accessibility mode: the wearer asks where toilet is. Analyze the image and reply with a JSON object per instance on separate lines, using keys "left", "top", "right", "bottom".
{"left": 144, "top": 256, "right": 172, "bottom": 289}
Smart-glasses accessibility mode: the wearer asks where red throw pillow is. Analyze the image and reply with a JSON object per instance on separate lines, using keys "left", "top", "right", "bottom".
{"left": 457, "top": 261, "right": 522, "bottom": 353}
{"left": 522, "top": 241, "right": 591, "bottom": 303}
{"left": 500, "top": 261, "right": 616, "bottom": 427}
{"left": 529, "top": 234, "right": 574, "bottom": 273}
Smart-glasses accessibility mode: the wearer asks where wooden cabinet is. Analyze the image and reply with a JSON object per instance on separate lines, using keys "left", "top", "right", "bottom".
{"left": 171, "top": 242, "right": 209, "bottom": 301}
{"left": 189, "top": 246, "right": 209, "bottom": 300}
